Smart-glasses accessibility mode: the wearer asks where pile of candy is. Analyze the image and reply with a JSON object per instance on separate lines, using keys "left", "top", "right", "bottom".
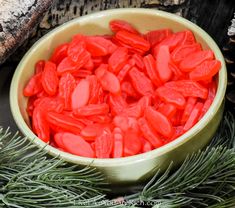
{"left": 24, "top": 20, "right": 221, "bottom": 158}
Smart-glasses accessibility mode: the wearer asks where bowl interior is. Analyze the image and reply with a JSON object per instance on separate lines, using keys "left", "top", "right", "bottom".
{"left": 10, "top": 8, "right": 227, "bottom": 167}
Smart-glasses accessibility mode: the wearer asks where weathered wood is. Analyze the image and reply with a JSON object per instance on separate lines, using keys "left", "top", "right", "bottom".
{"left": 0, "top": 0, "right": 53, "bottom": 64}
{"left": 40, "top": 0, "right": 186, "bottom": 29}
{"left": 1, "top": 0, "right": 186, "bottom": 65}
{"left": 1, "top": 0, "right": 235, "bottom": 66}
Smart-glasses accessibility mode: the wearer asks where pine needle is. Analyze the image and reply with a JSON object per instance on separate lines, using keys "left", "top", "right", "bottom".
{"left": 1, "top": 111, "right": 235, "bottom": 207}
{"left": 124, "top": 112, "right": 235, "bottom": 208}
{"left": 0, "top": 128, "right": 109, "bottom": 208}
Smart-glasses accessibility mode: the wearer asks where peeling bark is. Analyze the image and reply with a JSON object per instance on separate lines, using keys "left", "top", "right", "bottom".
{"left": 0, "top": 0, "right": 234, "bottom": 65}
{"left": 1, "top": 0, "right": 186, "bottom": 64}
{"left": 40, "top": 0, "right": 186, "bottom": 29}
{"left": 0, "top": 0, "right": 53, "bottom": 64}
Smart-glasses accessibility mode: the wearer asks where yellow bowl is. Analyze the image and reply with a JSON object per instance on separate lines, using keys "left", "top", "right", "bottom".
{"left": 10, "top": 8, "right": 227, "bottom": 185}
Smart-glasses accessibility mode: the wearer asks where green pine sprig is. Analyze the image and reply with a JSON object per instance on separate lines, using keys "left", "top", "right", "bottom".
{"left": 124, "top": 112, "right": 235, "bottom": 208}
{"left": 0, "top": 128, "right": 110, "bottom": 208}
{"left": 0, "top": 111, "right": 235, "bottom": 208}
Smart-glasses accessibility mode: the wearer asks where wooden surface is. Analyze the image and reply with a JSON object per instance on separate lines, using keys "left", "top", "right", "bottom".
{"left": 0, "top": 0, "right": 234, "bottom": 65}
{"left": 0, "top": 0, "right": 52, "bottom": 64}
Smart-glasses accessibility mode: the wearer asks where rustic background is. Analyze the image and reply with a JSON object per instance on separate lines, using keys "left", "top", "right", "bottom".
{"left": 0, "top": 0, "right": 235, "bottom": 131}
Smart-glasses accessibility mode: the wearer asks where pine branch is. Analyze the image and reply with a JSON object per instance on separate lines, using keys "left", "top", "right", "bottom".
{"left": 0, "top": 128, "right": 111, "bottom": 208}
{"left": 208, "top": 196, "right": 235, "bottom": 208}
{"left": 1, "top": 111, "right": 235, "bottom": 208}
{"left": 124, "top": 112, "right": 235, "bottom": 208}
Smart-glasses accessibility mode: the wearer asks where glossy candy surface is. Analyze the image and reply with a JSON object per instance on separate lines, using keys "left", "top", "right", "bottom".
{"left": 24, "top": 19, "right": 221, "bottom": 158}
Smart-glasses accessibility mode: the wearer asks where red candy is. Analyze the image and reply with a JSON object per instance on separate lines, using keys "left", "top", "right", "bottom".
{"left": 155, "top": 45, "right": 172, "bottom": 83}
{"left": 55, "top": 133, "right": 94, "bottom": 157}
{"left": 24, "top": 20, "right": 221, "bottom": 158}
{"left": 71, "top": 79, "right": 90, "bottom": 110}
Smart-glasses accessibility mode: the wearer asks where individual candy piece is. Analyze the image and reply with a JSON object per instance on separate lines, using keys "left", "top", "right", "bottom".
{"left": 41, "top": 61, "right": 58, "bottom": 96}
{"left": 57, "top": 57, "right": 77, "bottom": 75}
{"left": 54, "top": 133, "right": 66, "bottom": 149}
{"left": 181, "top": 97, "right": 197, "bottom": 125}
{"left": 145, "top": 106, "right": 173, "bottom": 138}
{"left": 181, "top": 30, "right": 196, "bottom": 45}
{"left": 138, "top": 117, "right": 163, "bottom": 148}
{"left": 24, "top": 73, "right": 43, "bottom": 97}
{"left": 95, "top": 64, "right": 121, "bottom": 94}
{"left": 142, "top": 139, "right": 153, "bottom": 153}
{"left": 86, "top": 36, "right": 117, "bottom": 56}
{"left": 71, "top": 79, "right": 90, "bottom": 110}
{"left": 131, "top": 54, "right": 145, "bottom": 71}
{"left": 158, "top": 103, "right": 177, "bottom": 119}
{"left": 34, "top": 97, "right": 64, "bottom": 113}
{"left": 55, "top": 133, "right": 94, "bottom": 157}
{"left": 81, "top": 123, "right": 108, "bottom": 141}
{"left": 100, "top": 71, "right": 120, "bottom": 94}
{"left": 47, "top": 111, "right": 85, "bottom": 134}
{"left": 155, "top": 45, "right": 172, "bottom": 83}
{"left": 123, "top": 130, "right": 142, "bottom": 156}
{"left": 199, "top": 98, "right": 213, "bottom": 119}
{"left": 109, "top": 19, "right": 140, "bottom": 34}
{"left": 49, "top": 43, "right": 69, "bottom": 65}
{"left": 74, "top": 103, "right": 109, "bottom": 116}
{"left": 108, "top": 47, "right": 128, "bottom": 74}
{"left": 156, "top": 86, "right": 186, "bottom": 109}
{"left": 59, "top": 73, "right": 76, "bottom": 110}
{"left": 129, "top": 67, "right": 154, "bottom": 96}
{"left": 143, "top": 54, "right": 162, "bottom": 87}
{"left": 179, "top": 50, "right": 214, "bottom": 72}
{"left": 35, "top": 60, "right": 45, "bottom": 74}
{"left": 208, "top": 80, "right": 217, "bottom": 99}
{"left": 189, "top": 60, "right": 221, "bottom": 81}
{"left": 117, "top": 61, "right": 134, "bottom": 82}
{"left": 32, "top": 106, "right": 50, "bottom": 143}
{"left": 171, "top": 43, "right": 201, "bottom": 64}
{"left": 27, "top": 96, "right": 37, "bottom": 117}
{"left": 113, "top": 115, "right": 139, "bottom": 133}
{"left": 121, "top": 103, "right": 143, "bottom": 118}
{"left": 165, "top": 80, "right": 208, "bottom": 99}
{"left": 115, "top": 30, "right": 150, "bottom": 52}
{"left": 154, "top": 31, "right": 185, "bottom": 52}
{"left": 183, "top": 102, "right": 204, "bottom": 132}
{"left": 109, "top": 94, "right": 127, "bottom": 115}
{"left": 144, "top": 29, "right": 173, "bottom": 47}
{"left": 95, "top": 128, "right": 113, "bottom": 158}
{"left": 112, "top": 127, "right": 124, "bottom": 158}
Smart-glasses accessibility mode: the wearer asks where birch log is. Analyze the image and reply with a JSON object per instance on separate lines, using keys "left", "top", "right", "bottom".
{"left": 40, "top": 0, "right": 186, "bottom": 29}
{"left": 0, "top": 0, "right": 53, "bottom": 64}
{"left": 0, "top": 0, "right": 185, "bottom": 64}
{"left": 1, "top": 0, "right": 234, "bottom": 65}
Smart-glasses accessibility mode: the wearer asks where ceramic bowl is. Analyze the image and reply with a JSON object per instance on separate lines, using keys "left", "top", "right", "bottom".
{"left": 10, "top": 8, "right": 227, "bottom": 184}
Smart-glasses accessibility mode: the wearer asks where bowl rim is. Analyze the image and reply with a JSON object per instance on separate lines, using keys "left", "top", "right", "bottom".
{"left": 10, "top": 8, "right": 227, "bottom": 167}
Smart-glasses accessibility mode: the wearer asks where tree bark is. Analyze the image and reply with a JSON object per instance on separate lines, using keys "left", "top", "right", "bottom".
{"left": 0, "top": 0, "right": 234, "bottom": 65}
{"left": 40, "top": 0, "right": 186, "bottom": 29}
{"left": 0, "top": 0, "right": 53, "bottom": 64}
